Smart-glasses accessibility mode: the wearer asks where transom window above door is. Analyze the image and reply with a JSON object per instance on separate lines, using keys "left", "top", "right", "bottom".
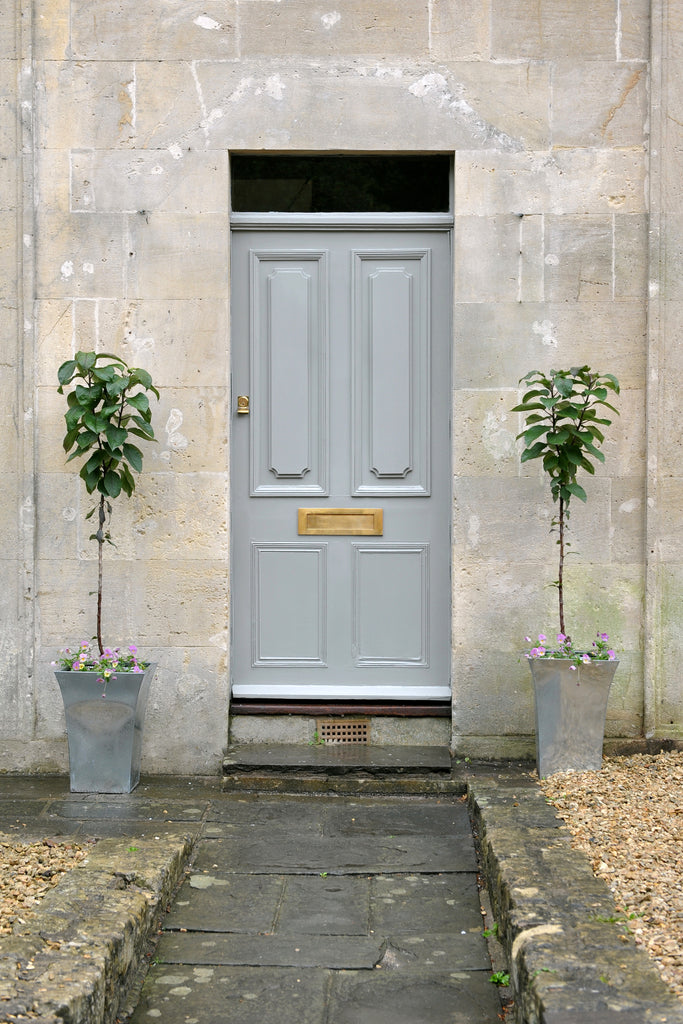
{"left": 230, "top": 155, "right": 450, "bottom": 214}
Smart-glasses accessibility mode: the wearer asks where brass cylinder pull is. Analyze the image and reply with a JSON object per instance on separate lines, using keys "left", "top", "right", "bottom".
{"left": 237, "top": 395, "right": 250, "bottom": 414}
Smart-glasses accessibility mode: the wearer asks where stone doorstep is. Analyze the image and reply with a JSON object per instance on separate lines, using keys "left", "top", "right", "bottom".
{"left": 222, "top": 742, "right": 462, "bottom": 794}
{"left": 0, "top": 833, "right": 196, "bottom": 1024}
{"left": 468, "top": 778, "right": 683, "bottom": 1024}
{"left": 223, "top": 742, "right": 453, "bottom": 774}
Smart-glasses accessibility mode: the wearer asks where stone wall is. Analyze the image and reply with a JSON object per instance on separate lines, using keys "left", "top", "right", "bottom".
{"left": 1, "top": 0, "right": 680, "bottom": 773}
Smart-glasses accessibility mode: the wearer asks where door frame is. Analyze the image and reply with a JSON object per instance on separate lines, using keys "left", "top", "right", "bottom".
{"left": 229, "top": 210, "right": 454, "bottom": 704}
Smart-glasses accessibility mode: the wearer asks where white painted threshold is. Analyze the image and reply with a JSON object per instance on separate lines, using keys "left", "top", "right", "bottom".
{"left": 231, "top": 684, "right": 452, "bottom": 700}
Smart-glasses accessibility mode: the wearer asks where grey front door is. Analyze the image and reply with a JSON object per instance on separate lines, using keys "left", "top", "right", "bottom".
{"left": 231, "top": 226, "right": 451, "bottom": 701}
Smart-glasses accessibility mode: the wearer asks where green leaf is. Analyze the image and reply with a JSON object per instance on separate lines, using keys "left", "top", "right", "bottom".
{"left": 103, "top": 471, "right": 122, "bottom": 498}
{"left": 122, "top": 443, "right": 143, "bottom": 472}
{"left": 131, "top": 416, "right": 154, "bottom": 436}
{"left": 520, "top": 442, "right": 546, "bottom": 462}
{"left": 83, "top": 412, "right": 107, "bottom": 434}
{"left": 554, "top": 376, "right": 575, "bottom": 398}
{"left": 75, "top": 351, "right": 97, "bottom": 372}
{"left": 546, "top": 429, "right": 571, "bottom": 444}
{"left": 57, "top": 360, "right": 77, "bottom": 385}
{"left": 91, "top": 364, "right": 117, "bottom": 383}
{"left": 120, "top": 463, "right": 135, "bottom": 496}
{"left": 566, "top": 482, "right": 587, "bottom": 501}
{"left": 106, "top": 425, "right": 128, "bottom": 447}
{"left": 75, "top": 429, "right": 99, "bottom": 449}
{"left": 522, "top": 424, "right": 548, "bottom": 445}
{"left": 127, "top": 392, "right": 150, "bottom": 413}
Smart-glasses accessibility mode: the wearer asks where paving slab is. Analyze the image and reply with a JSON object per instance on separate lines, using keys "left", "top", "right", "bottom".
{"left": 276, "top": 874, "right": 371, "bottom": 934}
{"left": 326, "top": 969, "right": 501, "bottom": 1023}
{"left": 163, "top": 873, "right": 286, "bottom": 932}
{"left": 45, "top": 798, "right": 208, "bottom": 822}
{"left": 157, "top": 931, "right": 384, "bottom": 967}
{"left": 370, "top": 873, "right": 483, "bottom": 932}
{"left": 191, "top": 833, "right": 476, "bottom": 873}
{"left": 128, "top": 966, "right": 328, "bottom": 1024}
{"left": 322, "top": 798, "right": 471, "bottom": 836}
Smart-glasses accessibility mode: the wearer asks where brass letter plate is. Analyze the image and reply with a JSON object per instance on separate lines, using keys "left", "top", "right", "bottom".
{"left": 298, "top": 508, "right": 383, "bottom": 536}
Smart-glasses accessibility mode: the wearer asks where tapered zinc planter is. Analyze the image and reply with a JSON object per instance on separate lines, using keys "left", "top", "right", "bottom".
{"left": 528, "top": 658, "right": 618, "bottom": 777}
{"left": 55, "top": 664, "right": 156, "bottom": 793}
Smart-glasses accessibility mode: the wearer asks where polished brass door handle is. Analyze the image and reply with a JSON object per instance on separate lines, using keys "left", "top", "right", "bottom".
{"left": 237, "top": 395, "right": 250, "bottom": 414}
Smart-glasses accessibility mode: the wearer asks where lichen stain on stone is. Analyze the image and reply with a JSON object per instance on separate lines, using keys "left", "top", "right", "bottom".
{"left": 601, "top": 67, "right": 645, "bottom": 139}
{"left": 408, "top": 73, "right": 522, "bottom": 152}
{"left": 482, "top": 409, "right": 516, "bottom": 462}
{"left": 118, "top": 79, "right": 135, "bottom": 133}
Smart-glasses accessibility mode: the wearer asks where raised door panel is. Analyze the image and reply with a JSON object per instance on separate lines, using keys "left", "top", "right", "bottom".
{"left": 352, "top": 249, "right": 431, "bottom": 497}
{"left": 250, "top": 250, "right": 329, "bottom": 496}
{"left": 352, "top": 544, "right": 429, "bottom": 666}
{"left": 252, "top": 543, "right": 327, "bottom": 666}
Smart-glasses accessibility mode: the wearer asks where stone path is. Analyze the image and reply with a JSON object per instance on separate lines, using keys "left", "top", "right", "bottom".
{"left": 128, "top": 794, "right": 504, "bottom": 1024}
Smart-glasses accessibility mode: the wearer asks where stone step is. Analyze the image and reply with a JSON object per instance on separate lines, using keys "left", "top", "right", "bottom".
{"left": 222, "top": 743, "right": 463, "bottom": 795}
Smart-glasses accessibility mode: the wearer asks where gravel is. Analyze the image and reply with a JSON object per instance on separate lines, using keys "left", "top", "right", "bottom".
{"left": 0, "top": 837, "right": 92, "bottom": 935}
{"left": 540, "top": 751, "right": 683, "bottom": 1002}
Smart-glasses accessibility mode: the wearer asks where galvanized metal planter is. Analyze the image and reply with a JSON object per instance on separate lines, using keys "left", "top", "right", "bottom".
{"left": 54, "top": 664, "right": 156, "bottom": 793}
{"left": 528, "top": 658, "right": 619, "bottom": 778}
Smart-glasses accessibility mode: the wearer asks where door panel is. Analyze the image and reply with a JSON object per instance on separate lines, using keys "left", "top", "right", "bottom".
{"left": 250, "top": 250, "right": 328, "bottom": 496}
{"left": 252, "top": 543, "right": 327, "bottom": 666}
{"left": 232, "top": 228, "right": 451, "bottom": 700}
{"left": 353, "top": 250, "right": 431, "bottom": 495}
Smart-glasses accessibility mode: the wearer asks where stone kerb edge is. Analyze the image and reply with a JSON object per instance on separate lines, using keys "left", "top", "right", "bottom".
{"left": 467, "top": 778, "right": 683, "bottom": 1024}
{"left": 0, "top": 833, "right": 196, "bottom": 1024}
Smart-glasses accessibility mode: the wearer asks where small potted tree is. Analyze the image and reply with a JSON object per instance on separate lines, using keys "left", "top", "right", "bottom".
{"left": 53, "top": 351, "right": 159, "bottom": 792}
{"left": 512, "top": 366, "right": 620, "bottom": 776}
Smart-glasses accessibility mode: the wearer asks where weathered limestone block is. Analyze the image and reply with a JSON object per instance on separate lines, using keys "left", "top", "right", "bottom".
{"left": 37, "top": 557, "right": 229, "bottom": 648}
{"left": 34, "top": 0, "right": 69, "bottom": 59}
{"left": 35, "top": 298, "right": 74, "bottom": 384}
{"left": 0, "top": 570, "right": 26, "bottom": 735}
{"left": 657, "top": 477, "right": 683, "bottom": 561}
{"left": 125, "top": 213, "right": 230, "bottom": 300}
{"left": 429, "top": 0, "right": 490, "bottom": 60}
{"left": 455, "top": 214, "right": 543, "bottom": 302}
{"left": 150, "top": 387, "right": 228, "bottom": 471}
{"left": 0, "top": 70, "right": 18, "bottom": 173}
{"left": 552, "top": 61, "right": 648, "bottom": 148}
{"left": 610, "top": 477, "right": 646, "bottom": 565}
{"left": 143, "top": 648, "right": 229, "bottom": 773}
{"left": 454, "top": 301, "right": 646, "bottom": 390}
{"left": 453, "top": 477, "right": 612, "bottom": 567}
{"left": 238, "top": 0, "right": 429, "bottom": 58}
{"left": 92, "top": 298, "right": 230, "bottom": 387}
{"left": 35, "top": 210, "right": 126, "bottom": 298}
{"left": 455, "top": 150, "right": 647, "bottom": 217}
{"left": 491, "top": 0, "right": 621, "bottom": 59}
{"left": 604, "top": 386, "right": 645, "bottom": 478}
{"left": 38, "top": 384, "right": 228, "bottom": 473}
{"left": 453, "top": 389, "right": 519, "bottom": 476}
{"left": 37, "top": 61, "right": 137, "bottom": 150}
{"left": 655, "top": 565, "right": 683, "bottom": 735}
{"left": 107, "top": 472, "right": 229, "bottom": 561}
{"left": 662, "top": 212, "right": 683, "bottom": 300}
{"left": 135, "top": 59, "right": 546, "bottom": 153}
{"left": 433, "top": 60, "right": 551, "bottom": 150}
{"left": 614, "top": 214, "right": 648, "bottom": 298}
{"left": 69, "top": 149, "right": 229, "bottom": 214}
{"left": 544, "top": 215, "right": 615, "bottom": 302}
{"left": 71, "top": 0, "right": 238, "bottom": 60}
{"left": 0, "top": 3, "right": 16, "bottom": 58}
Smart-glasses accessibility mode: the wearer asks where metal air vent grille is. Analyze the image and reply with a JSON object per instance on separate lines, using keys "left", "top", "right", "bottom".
{"left": 316, "top": 719, "right": 370, "bottom": 744}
